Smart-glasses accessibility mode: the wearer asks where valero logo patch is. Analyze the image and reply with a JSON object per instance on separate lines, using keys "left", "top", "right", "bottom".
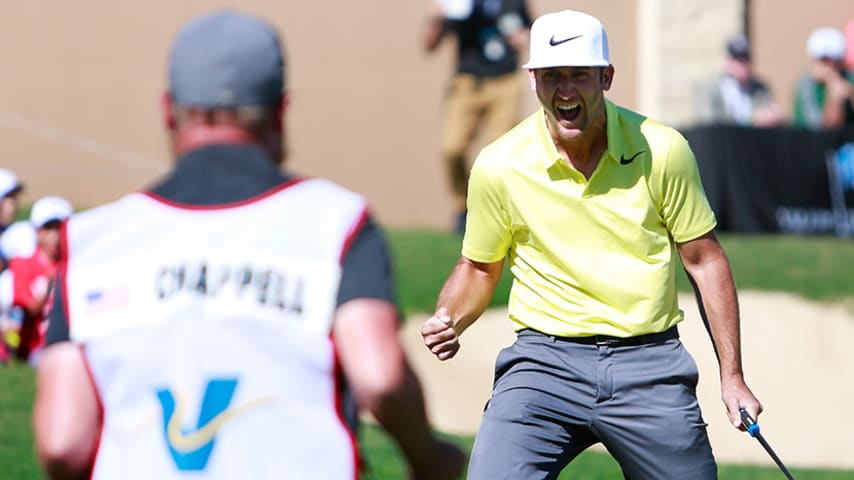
{"left": 157, "top": 378, "right": 276, "bottom": 470}
{"left": 156, "top": 378, "right": 240, "bottom": 471}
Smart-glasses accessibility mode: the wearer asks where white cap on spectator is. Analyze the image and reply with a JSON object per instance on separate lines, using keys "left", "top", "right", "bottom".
{"left": 0, "top": 221, "right": 36, "bottom": 259}
{"left": 437, "top": 0, "right": 473, "bottom": 20}
{"left": 523, "top": 10, "right": 610, "bottom": 69}
{"left": 0, "top": 169, "right": 23, "bottom": 198}
{"left": 807, "top": 27, "right": 845, "bottom": 60}
{"left": 30, "top": 196, "right": 73, "bottom": 228}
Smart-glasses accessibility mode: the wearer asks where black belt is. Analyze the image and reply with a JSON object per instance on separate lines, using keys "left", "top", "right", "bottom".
{"left": 520, "top": 326, "right": 679, "bottom": 347}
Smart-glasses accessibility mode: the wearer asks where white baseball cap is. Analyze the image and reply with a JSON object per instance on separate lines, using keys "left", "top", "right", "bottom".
{"left": 437, "top": 0, "right": 473, "bottom": 20}
{"left": 0, "top": 221, "right": 36, "bottom": 259}
{"left": 523, "top": 10, "right": 610, "bottom": 69}
{"left": 0, "top": 169, "right": 23, "bottom": 198}
{"left": 30, "top": 196, "right": 73, "bottom": 228}
{"left": 807, "top": 27, "right": 845, "bottom": 60}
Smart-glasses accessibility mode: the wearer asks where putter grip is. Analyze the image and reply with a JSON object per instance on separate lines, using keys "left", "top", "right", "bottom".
{"left": 739, "top": 408, "right": 760, "bottom": 437}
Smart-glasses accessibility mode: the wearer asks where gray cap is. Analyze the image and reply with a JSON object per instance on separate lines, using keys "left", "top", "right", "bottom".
{"left": 726, "top": 34, "right": 750, "bottom": 60}
{"left": 168, "top": 9, "right": 285, "bottom": 108}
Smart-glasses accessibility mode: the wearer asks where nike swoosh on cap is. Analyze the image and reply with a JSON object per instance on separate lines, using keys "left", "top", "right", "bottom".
{"left": 549, "top": 34, "right": 582, "bottom": 46}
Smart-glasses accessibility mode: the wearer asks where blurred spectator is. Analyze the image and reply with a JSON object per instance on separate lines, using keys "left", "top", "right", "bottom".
{"left": 0, "top": 271, "right": 24, "bottom": 364}
{"left": 845, "top": 18, "right": 854, "bottom": 72}
{"left": 696, "top": 34, "right": 785, "bottom": 127}
{"left": 0, "top": 168, "right": 24, "bottom": 271}
{"left": 424, "top": 0, "right": 531, "bottom": 232}
{"left": 0, "top": 169, "right": 24, "bottom": 362}
{"left": 0, "top": 196, "right": 71, "bottom": 365}
{"left": 793, "top": 27, "right": 854, "bottom": 128}
{"left": 0, "top": 220, "right": 37, "bottom": 362}
{"left": 0, "top": 259, "right": 7, "bottom": 363}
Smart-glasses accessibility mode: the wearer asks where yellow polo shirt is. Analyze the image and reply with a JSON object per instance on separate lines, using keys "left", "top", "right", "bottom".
{"left": 463, "top": 100, "right": 716, "bottom": 337}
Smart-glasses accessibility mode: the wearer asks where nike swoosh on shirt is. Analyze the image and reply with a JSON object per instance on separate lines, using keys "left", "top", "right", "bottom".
{"left": 620, "top": 151, "right": 645, "bottom": 165}
{"left": 549, "top": 34, "right": 582, "bottom": 46}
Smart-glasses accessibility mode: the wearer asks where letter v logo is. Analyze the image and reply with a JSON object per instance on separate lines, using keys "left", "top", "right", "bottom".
{"left": 156, "top": 378, "right": 238, "bottom": 471}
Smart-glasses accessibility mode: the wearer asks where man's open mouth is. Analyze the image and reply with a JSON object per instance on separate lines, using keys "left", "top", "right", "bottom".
{"left": 557, "top": 103, "right": 581, "bottom": 122}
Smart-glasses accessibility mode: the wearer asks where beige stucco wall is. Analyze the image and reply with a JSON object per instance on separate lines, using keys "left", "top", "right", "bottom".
{"left": 638, "top": 0, "right": 743, "bottom": 127}
{"left": 0, "top": 1, "right": 850, "bottom": 229}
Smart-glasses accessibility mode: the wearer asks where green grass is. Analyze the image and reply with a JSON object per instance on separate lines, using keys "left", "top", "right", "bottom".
{"left": 388, "top": 231, "right": 854, "bottom": 315}
{"left": 360, "top": 422, "right": 853, "bottom": 479}
{"left": 3, "top": 230, "right": 854, "bottom": 479}
{"left": 0, "top": 362, "right": 41, "bottom": 480}
{"left": 713, "top": 235, "right": 854, "bottom": 302}
{"left": 387, "top": 229, "right": 515, "bottom": 317}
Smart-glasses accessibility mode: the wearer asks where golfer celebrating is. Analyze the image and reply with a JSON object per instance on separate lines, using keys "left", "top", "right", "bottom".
{"left": 422, "top": 9, "right": 762, "bottom": 479}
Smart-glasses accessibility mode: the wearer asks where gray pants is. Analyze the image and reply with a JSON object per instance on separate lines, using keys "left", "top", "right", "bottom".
{"left": 467, "top": 328, "right": 717, "bottom": 479}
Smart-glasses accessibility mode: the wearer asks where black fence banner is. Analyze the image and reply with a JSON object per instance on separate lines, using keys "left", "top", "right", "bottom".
{"left": 681, "top": 125, "right": 854, "bottom": 235}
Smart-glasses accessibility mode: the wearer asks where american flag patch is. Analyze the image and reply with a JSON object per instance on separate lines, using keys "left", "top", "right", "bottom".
{"left": 85, "top": 286, "right": 129, "bottom": 313}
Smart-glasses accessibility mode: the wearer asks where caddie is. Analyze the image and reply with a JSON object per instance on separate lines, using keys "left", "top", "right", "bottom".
{"left": 33, "top": 9, "right": 465, "bottom": 480}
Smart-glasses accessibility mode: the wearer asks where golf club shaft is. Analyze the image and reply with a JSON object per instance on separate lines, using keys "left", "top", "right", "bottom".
{"left": 739, "top": 408, "right": 795, "bottom": 480}
{"left": 754, "top": 432, "right": 795, "bottom": 480}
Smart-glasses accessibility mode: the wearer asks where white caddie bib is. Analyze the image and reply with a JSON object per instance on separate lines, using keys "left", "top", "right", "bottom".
{"left": 62, "top": 178, "right": 367, "bottom": 479}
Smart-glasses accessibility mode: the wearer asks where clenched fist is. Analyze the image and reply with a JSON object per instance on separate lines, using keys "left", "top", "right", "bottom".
{"left": 421, "top": 307, "right": 460, "bottom": 361}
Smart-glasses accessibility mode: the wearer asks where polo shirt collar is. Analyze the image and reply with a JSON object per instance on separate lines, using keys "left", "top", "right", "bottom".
{"left": 603, "top": 99, "right": 625, "bottom": 164}
{"left": 604, "top": 99, "right": 649, "bottom": 165}
{"left": 533, "top": 108, "right": 565, "bottom": 169}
